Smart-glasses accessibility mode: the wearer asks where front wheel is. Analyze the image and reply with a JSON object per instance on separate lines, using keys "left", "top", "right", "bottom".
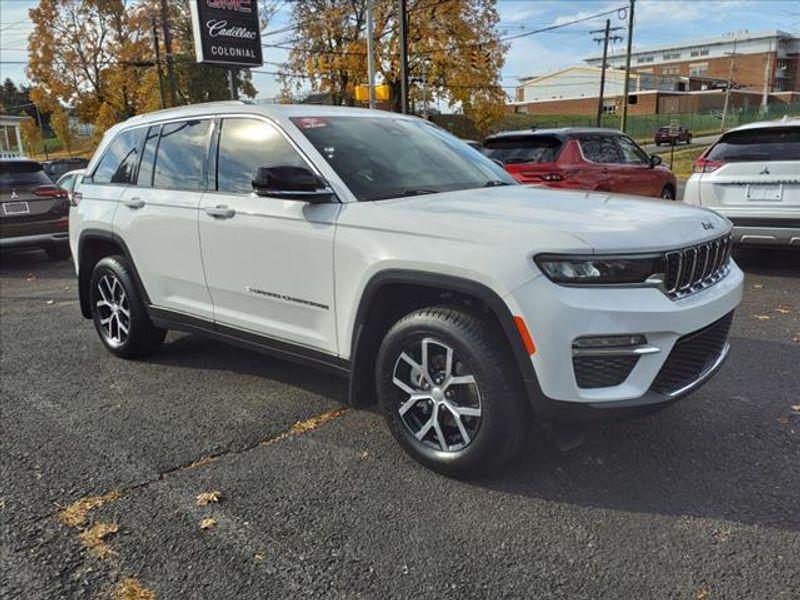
{"left": 89, "top": 255, "right": 165, "bottom": 358}
{"left": 375, "top": 306, "right": 530, "bottom": 477}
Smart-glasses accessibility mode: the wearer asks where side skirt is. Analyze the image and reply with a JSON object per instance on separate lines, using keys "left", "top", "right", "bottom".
{"left": 148, "top": 306, "right": 350, "bottom": 379}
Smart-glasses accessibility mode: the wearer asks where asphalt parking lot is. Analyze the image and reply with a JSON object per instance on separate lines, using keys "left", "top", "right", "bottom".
{"left": 2, "top": 247, "right": 798, "bottom": 599}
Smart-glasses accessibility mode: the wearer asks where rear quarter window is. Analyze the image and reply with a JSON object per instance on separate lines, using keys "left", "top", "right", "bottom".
{"left": 707, "top": 127, "right": 800, "bottom": 162}
{"left": 91, "top": 128, "right": 146, "bottom": 184}
{"left": 481, "top": 135, "right": 562, "bottom": 164}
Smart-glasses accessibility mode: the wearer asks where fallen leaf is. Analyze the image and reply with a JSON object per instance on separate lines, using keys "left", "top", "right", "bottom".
{"left": 254, "top": 553, "right": 266, "bottom": 561}
{"left": 58, "top": 491, "right": 121, "bottom": 527}
{"left": 790, "top": 405, "right": 800, "bottom": 414}
{"left": 778, "top": 416, "right": 790, "bottom": 425}
{"left": 195, "top": 490, "right": 222, "bottom": 506}
{"left": 752, "top": 284, "right": 763, "bottom": 289}
{"left": 775, "top": 307, "right": 791, "bottom": 314}
{"left": 199, "top": 517, "right": 217, "bottom": 530}
{"left": 695, "top": 588, "right": 710, "bottom": 600}
{"left": 112, "top": 578, "right": 155, "bottom": 600}
{"left": 753, "top": 315, "right": 771, "bottom": 321}
{"left": 78, "top": 522, "right": 119, "bottom": 558}
{"left": 46, "top": 300, "right": 55, "bottom": 305}
{"left": 792, "top": 333, "right": 800, "bottom": 343}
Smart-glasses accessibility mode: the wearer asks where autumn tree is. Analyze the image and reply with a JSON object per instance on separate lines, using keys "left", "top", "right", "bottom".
{"left": 20, "top": 119, "right": 44, "bottom": 156}
{"left": 50, "top": 107, "right": 76, "bottom": 155}
{"left": 279, "top": 0, "right": 507, "bottom": 134}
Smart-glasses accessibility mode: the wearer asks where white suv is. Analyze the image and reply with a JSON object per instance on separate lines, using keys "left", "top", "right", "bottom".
{"left": 684, "top": 117, "right": 800, "bottom": 246}
{"left": 70, "top": 102, "right": 743, "bottom": 475}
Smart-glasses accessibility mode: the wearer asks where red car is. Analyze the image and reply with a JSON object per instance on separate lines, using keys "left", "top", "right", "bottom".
{"left": 481, "top": 128, "right": 678, "bottom": 199}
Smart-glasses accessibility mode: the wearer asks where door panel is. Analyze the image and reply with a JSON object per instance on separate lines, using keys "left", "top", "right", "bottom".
{"left": 615, "top": 136, "right": 658, "bottom": 196}
{"left": 198, "top": 117, "right": 340, "bottom": 354}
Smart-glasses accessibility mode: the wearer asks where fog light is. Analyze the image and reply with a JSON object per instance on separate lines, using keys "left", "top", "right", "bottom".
{"left": 573, "top": 335, "right": 646, "bottom": 349}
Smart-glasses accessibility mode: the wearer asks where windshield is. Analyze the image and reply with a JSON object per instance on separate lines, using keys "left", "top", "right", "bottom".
{"left": 481, "top": 135, "right": 563, "bottom": 165}
{"left": 706, "top": 127, "right": 800, "bottom": 162}
{"left": 290, "top": 116, "right": 516, "bottom": 201}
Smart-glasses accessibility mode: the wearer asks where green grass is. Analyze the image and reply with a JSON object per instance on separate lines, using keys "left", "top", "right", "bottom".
{"left": 653, "top": 145, "right": 709, "bottom": 179}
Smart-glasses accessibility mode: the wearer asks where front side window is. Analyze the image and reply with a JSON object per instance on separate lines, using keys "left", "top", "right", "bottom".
{"left": 706, "top": 127, "right": 800, "bottom": 162}
{"left": 216, "top": 118, "right": 307, "bottom": 194}
{"left": 92, "top": 128, "right": 145, "bottom": 184}
{"left": 153, "top": 119, "right": 210, "bottom": 190}
{"left": 290, "top": 116, "right": 515, "bottom": 201}
{"left": 580, "top": 135, "right": 623, "bottom": 164}
{"left": 616, "top": 136, "right": 650, "bottom": 165}
{"left": 481, "top": 135, "right": 563, "bottom": 165}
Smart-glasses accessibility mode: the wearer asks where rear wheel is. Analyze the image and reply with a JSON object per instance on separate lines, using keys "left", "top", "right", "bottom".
{"left": 89, "top": 255, "right": 165, "bottom": 358}
{"left": 660, "top": 185, "right": 676, "bottom": 200}
{"left": 45, "top": 244, "right": 70, "bottom": 261}
{"left": 376, "top": 306, "right": 529, "bottom": 477}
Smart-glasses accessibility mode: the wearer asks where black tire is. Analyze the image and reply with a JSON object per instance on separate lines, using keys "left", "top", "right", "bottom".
{"left": 89, "top": 255, "right": 165, "bottom": 358}
{"left": 660, "top": 185, "right": 676, "bottom": 201}
{"left": 375, "top": 306, "right": 530, "bottom": 477}
{"left": 45, "top": 244, "right": 70, "bottom": 261}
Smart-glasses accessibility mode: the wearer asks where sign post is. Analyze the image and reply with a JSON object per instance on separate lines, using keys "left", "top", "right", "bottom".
{"left": 189, "top": 0, "right": 263, "bottom": 100}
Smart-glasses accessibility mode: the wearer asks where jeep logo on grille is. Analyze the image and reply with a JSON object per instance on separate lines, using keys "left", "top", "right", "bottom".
{"left": 701, "top": 221, "right": 715, "bottom": 230}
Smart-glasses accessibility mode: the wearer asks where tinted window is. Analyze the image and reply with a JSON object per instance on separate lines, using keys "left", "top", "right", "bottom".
{"left": 136, "top": 126, "right": 160, "bottom": 187}
{"left": 0, "top": 161, "right": 52, "bottom": 188}
{"left": 217, "top": 118, "right": 307, "bottom": 194}
{"left": 291, "top": 116, "right": 515, "bottom": 201}
{"left": 706, "top": 127, "right": 800, "bottom": 162}
{"left": 481, "top": 135, "right": 562, "bottom": 165}
{"left": 580, "top": 135, "right": 623, "bottom": 163}
{"left": 93, "top": 129, "right": 144, "bottom": 184}
{"left": 153, "top": 120, "right": 210, "bottom": 190}
{"left": 616, "top": 137, "right": 649, "bottom": 165}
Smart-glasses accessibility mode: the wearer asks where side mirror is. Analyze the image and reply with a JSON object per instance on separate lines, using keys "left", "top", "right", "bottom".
{"left": 252, "top": 165, "right": 335, "bottom": 203}
{"left": 649, "top": 155, "right": 663, "bottom": 168}
{"left": 491, "top": 158, "right": 505, "bottom": 168}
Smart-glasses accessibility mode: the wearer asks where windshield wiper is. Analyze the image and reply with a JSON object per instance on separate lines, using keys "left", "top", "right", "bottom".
{"left": 397, "top": 188, "right": 438, "bottom": 197}
{"left": 483, "top": 180, "right": 511, "bottom": 187}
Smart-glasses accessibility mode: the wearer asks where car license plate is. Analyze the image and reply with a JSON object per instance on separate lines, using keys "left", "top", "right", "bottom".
{"left": 747, "top": 184, "right": 782, "bottom": 201}
{"left": 2, "top": 201, "right": 30, "bottom": 215}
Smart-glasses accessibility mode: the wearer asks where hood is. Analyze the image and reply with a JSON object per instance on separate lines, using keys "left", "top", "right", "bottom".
{"left": 373, "top": 185, "right": 730, "bottom": 253}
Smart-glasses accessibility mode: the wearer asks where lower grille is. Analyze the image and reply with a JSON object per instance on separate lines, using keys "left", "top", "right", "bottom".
{"left": 650, "top": 311, "right": 734, "bottom": 396}
{"left": 574, "top": 355, "right": 639, "bottom": 388}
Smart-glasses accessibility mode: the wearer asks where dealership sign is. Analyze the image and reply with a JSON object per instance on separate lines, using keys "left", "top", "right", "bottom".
{"left": 189, "top": 0, "right": 263, "bottom": 68}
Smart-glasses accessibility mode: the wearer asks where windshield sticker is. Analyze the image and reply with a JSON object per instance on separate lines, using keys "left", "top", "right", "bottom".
{"left": 294, "top": 117, "right": 328, "bottom": 129}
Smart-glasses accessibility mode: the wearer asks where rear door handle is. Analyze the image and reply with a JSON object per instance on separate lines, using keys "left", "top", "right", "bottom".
{"left": 123, "top": 197, "right": 144, "bottom": 209}
{"left": 205, "top": 205, "right": 236, "bottom": 219}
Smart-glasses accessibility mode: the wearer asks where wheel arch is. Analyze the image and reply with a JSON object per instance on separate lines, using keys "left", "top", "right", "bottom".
{"left": 77, "top": 229, "right": 150, "bottom": 319}
{"left": 348, "top": 269, "right": 540, "bottom": 410}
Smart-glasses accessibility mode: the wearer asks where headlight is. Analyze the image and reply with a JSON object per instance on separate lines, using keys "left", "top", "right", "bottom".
{"left": 534, "top": 254, "right": 665, "bottom": 285}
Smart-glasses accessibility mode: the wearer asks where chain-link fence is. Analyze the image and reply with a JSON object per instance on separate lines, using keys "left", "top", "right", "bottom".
{"left": 433, "top": 101, "right": 800, "bottom": 142}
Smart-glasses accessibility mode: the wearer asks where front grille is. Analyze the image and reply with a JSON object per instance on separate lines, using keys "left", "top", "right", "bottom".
{"left": 650, "top": 311, "right": 733, "bottom": 396}
{"left": 663, "top": 234, "right": 732, "bottom": 299}
{"left": 574, "top": 355, "right": 639, "bottom": 388}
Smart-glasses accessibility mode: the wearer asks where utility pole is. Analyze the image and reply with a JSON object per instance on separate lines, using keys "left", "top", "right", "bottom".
{"left": 421, "top": 58, "right": 431, "bottom": 119}
{"left": 620, "top": 0, "right": 636, "bottom": 132}
{"left": 591, "top": 19, "right": 623, "bottom": 127}
{"left": 721, "top": 36, "right": 738, "bottom": 131}
{"left": 152, "top": 19, "right": 166, "bottom": 110}
{"left": 398, "top": 0, "right": 409, "bottom": 113}
{"left": 761, "top": 37, "right": 773, "bottom": 114}
{"left": 159, "top": 0, "right": 177, "bottom": 106}
{"left": 366, "top": 0, "right": 377, "bottom": 108}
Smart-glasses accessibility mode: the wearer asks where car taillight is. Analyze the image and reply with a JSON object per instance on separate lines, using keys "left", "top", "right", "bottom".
{"left": 34, "top": 186, "right": 69, "bottom": 198}
{"left": 70, "top": 191, "right": 82, "bottom": 207}
{"left": 693, "top": 157, "right": 723, "bottom": 173}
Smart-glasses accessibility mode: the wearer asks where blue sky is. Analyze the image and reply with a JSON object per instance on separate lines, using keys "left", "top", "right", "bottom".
{"left": 2, "top": 0, "right": 798, "bottom": 102}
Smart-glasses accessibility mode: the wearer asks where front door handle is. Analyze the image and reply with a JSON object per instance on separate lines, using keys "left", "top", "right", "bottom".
{"left": 205, "top": 205, "right": 236, "bottom": 219}
{"left": 123, "top": 197, "right": 145, "bottom": 209}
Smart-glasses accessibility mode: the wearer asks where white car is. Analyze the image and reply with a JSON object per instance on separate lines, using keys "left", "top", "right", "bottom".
{"left": 684, "top": 117, "right": 800, "bottom": 246}
{"left": 70, "top": 102, "right": 743, "bottom": 476}
{"left": 56, "top": 168, "right": 85, "bottom": 206}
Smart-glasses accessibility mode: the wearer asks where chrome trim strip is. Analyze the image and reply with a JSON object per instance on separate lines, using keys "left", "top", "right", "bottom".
{"left": 662, "top": 342, "right": 730, "bottom": 399}
{"left": 572, "top": 345, "right": 661, "bottom": 357}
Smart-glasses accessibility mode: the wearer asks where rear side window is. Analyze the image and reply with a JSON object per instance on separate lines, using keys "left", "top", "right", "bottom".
{"left": 216, "top": 118, "right": 307, "bottom": 194}
{"left": 0, "top": 161, "right": 52, "bottom": 188}
{"left": 481, "top": 136, "right": 562, "bottom": 164}
{"left": 153, "top": 120, "right": 210, "bottom": 190}
{"left": 580, "top": 135, "right": 623, "bottom": 163}
{"left": 706, "top": 127, "right": 800, "bottom": 162}
{"left": 92, "top": 128, "right": 145, "bottom": 184}
{"left": 136, "top": 126, "right": 161, "bottom": 187}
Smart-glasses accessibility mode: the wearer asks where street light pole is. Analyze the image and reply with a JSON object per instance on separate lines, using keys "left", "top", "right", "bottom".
{"left": 366, "top": 0, "right": 377, "bottom": 109}
{"left": 620, "top": 0, "right": 636, "bottom": 132}
{"left": 152, "top": 19, "right": 166, "bottom": 110}
{"left": 398, "top": 0, "right": 409, "bottom": 113}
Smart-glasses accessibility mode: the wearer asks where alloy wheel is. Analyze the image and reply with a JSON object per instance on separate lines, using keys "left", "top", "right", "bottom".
{"left": 391, "top": 337, "right": 482, "bottom": 452}
{"left": 95, "top": 274, "right": 130, "bottom": 346}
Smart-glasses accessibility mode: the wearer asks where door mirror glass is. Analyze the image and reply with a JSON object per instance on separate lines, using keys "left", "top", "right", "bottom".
{"left": 649, "top": 154, "right": 663, "bottom": 168}
{"left": 251, "top": 165, "right": 334, "bottom": 202}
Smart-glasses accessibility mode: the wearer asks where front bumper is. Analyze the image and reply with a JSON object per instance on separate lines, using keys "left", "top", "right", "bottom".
{"left": 505, "top": 262, "right": 743, "bottom": 419}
